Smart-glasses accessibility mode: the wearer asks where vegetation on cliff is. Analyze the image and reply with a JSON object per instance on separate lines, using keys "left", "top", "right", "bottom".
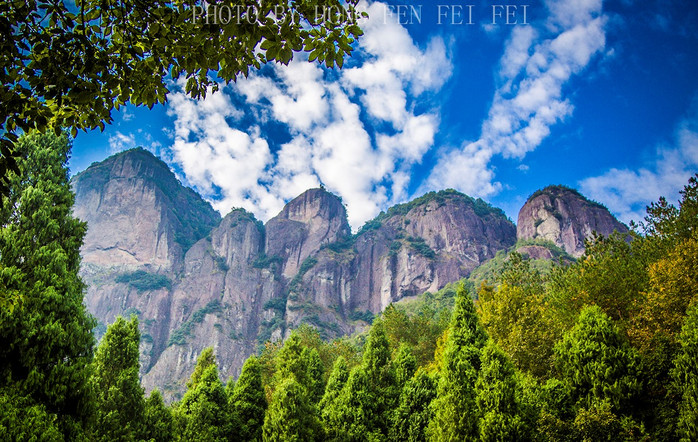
{"left": 4, "top": 132, "right": 698, "bottom": 440}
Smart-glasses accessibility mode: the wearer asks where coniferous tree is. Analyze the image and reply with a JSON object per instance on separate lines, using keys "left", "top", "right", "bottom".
{"left": 93, "top": 315, "right": 145, "bottom": 441}
{"left": 389, "top": 370, "right": 437, "bottom": 442}
{"left": 262, "top": 377, "right": 323, "bottom": 442}
{"left": 428, "top": 284, "right": 487, "bottom": 441}
{"left": 319, "top": 356, "right": 349, "bottom": 440}
{"left": 178, "top": 364, "right": 230, "bottom": 442}
{"left": 188, "top": 347, "right": 217, "bottom": 390}
{"left": 672, "top": 303, "right": 698, "bottom": 442}
{"left": 231, "top": 356, "right": 267, "bottom": 442}
{"left": 327, "top": 367, "right": 376, "bottom": 441}
{"left": 0, "top": 132, "right": 95, "bottom": 439}
{"left": 475, "top": 340, "right": 527, "bottom": 441}
{"left": 142, "top": 389, "right": 174, "bottom": 442}
{"left": 302, "top": 347, "right": 325, "bottom": 404}
{"left": 394, "top": 344, "right": 417, "bottom": 388}
{"left": 276, "top": 333, "right": 310, "bottom": 388}
{"left": 325, "top": 319, "right": 398, "bottom": 441}
{"left": 555, "top": 305, "right": 642, "bottom": 414}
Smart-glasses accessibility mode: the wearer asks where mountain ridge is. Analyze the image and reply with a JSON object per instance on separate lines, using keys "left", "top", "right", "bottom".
{"left": 73, "top": 149, "right": 626, "bottom": 400}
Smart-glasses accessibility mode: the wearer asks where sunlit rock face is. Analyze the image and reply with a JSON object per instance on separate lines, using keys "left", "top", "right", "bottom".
{"left": 74, "top": 150, "right": 518, "bottom": 401}
{"left": 517, "top": 185, "right": 628, "bottom": 258}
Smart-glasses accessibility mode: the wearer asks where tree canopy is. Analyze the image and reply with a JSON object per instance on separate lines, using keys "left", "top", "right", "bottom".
{"left": 0, "top": 0, "right": 364, "bottom": 196}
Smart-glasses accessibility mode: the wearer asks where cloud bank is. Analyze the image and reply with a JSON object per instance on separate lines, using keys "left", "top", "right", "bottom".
{"left": 424, "top": 0, "right": 607, "bottom": 198}
{"left": 166, "top": 2, "right": 451, "bottom": 229}
{"left": 580, "top": 109, "right": 698, "bottom": 224}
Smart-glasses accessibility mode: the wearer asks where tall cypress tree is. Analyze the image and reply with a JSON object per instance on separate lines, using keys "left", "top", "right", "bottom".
{"left": 262, "top": 377, "right": 322, "bottom": 442}
{"left": 92, "top": 315, "right": 145, "bottom": 441}
{"left": 475, "top": 340, "right": 527, "bottom": 441}
{"left": 319, "top": 356, "right": 349, "bottom": 440}
{"left": 231, "top": 356, "right": 267, "bottom": 442}
{"left": 394, "top": 344, "right": 417, "bottom": 388}
{"left": 328, "top": 319, "right": 398, "bottom": 441}
{"left": 142, "top": 389, "right": 174, "bottom": 442}
{"left": 555, "top": 305, "right": 642, "bottom": 414}
{"left": 389, "top": 370, "right": 437, "bottom": 442}
{"left": 178, "top": 363, "right": 229, "bottom": 442}
{"left": 0, "top": 132, "right": 95, "bottom": 439}
{"left": 188, "top": 347, "right": 217, "bottom": 390}
{"left": 302, "top": 347, "right": 325, "bottom": 404}
{"left": 672, "top": 303, "right": 698, "bottom": 441}
{"left": 428, "top": 284, "right": 488, "bottom": 441}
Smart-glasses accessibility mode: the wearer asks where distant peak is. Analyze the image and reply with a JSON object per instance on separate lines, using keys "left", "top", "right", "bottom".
{"left": 526, "top": 185, "right": 607, "bottom": 210}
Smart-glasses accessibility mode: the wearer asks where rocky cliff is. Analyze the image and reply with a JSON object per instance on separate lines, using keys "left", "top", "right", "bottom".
{"left": 517, "top": 185, "right": 628, "bottom": 258}
{"left": 73, "top": 150, "right": 518, "bottom": 400}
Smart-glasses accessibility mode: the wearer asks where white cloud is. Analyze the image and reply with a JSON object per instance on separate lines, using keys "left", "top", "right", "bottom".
{"left": 424, "top": 0, "right": 607, "bottom": 198}
{"left": 579, "top": 113, "right": 698, "bottom": 224}
{"left": 164, "top": 1, "right": 452, "bottom": 230}
{"left": 108, "top": 131, "right": 136, "bottom": 154}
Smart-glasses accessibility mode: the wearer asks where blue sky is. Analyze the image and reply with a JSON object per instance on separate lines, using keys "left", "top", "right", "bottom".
{"left": 70, "top": 0, "right": 698, "bottom": 230}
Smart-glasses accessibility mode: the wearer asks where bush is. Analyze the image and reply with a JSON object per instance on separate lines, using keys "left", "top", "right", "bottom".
{"left": 252, "top": 253, "right": 283, "bottom": 269}
{"left": 116, "top": 270, "right": 172, "bottom": 292}
{"left": 407, "top": 236, "right": 436, "bottom": 259}
{"left": 349, "top": 310, "right": 375, "bottom": 323}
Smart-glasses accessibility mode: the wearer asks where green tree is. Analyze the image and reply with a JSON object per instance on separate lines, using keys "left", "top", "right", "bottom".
{"left": 302, "top": 347, "right": 325, "bottom": 404}
{"left": 276, "top": 333, "right": 310, "bottom": 388}
{"left": 428, "top": 284, "right": 487, "bottom": 441}
{"left": 319, "top": 356, "right": 349, "bottom": 440}
{"left": 394, "top": 344, "right": 417, "bottom": 388}
{"left": 641, "top": 174, "right": 698, "bottom": 251}
{"left": 0, "top": 392, "right": 63, "bottom": 441}
{"left": 188, "top": 347, "right": 218, "bottom": 390}
{"left": 325, "top": 367, "right": 376, "bottom": 441}
{"left": 1, "top": 1, "right": 366, "bottom": 193}
{"left": 477, "top": 255, "right": 560, "bottom": 378}
{"left": 475, "top": 340, "right": 527, "bottom": 441}
{"left": 262, "top": 377, "right": 322, "bottom": 442}
{"left": 547, "top": 231, "right": 647, "bottom": 329}
{"left": 326, "top": 319, "right": 398, "bottom": 441}
{"left": 92, "top": 315, "right": 145, "bottom": 442}
{"left": 0, "top": 131, "right": 95, "bottom": 439}
{"left": 672, "top": 303, "right": 698, "bottom": 441}
{"left": 178, "top": 363, "right": 230, "bottom": 442}
{"left": 142, "top": 389, "right": 174, "bottom": 442}
{"left": 231, "top": 356, "right": 267, "bottom": 442}
{"left": 389, "top": 370, "right": 437, "bottom": 442}
{"left": 555, "top": 306, "right": 642, "bottom": 417}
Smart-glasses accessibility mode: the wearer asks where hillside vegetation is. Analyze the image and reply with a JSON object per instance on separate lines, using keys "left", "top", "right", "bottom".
{"left": 2, "top": 132, "right": 698, "bottom": 441}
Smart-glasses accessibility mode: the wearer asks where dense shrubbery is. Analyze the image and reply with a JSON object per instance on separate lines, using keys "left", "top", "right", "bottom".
{"left": 116, "top": 270, "right": 172, "bottom": 291}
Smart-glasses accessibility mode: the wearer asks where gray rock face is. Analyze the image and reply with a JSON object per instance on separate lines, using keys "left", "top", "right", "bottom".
{"left": 284, "top": 191, "right": 517, "bottom": 334}
{"left": 266, "top": 188, "right": 351, "bottom": 278}
{"left": 517, "top": 186, "right": 628, "bottom": 257}
{"left": 74, "top": 151, "right": 518, "bottom": 400}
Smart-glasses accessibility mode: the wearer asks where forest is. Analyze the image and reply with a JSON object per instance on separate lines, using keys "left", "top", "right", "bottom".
{"left": 1, "top": 132, "right": 697, "bottom": 441}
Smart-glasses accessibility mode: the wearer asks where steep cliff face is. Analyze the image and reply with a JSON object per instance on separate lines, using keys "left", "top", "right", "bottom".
{"left": 73, "top": 148, "right": 219, "bottom": 272}
{"left": 141, "top": 209, "right": 278, "bottom": 397}
{"left": 284, "top": 191, "right": 517, "bottom": 334}
{"left": 265, "top": 188, "right": 351, "bottom": 278}
{"left": 517, "top": 186, "right": 628, "bottom": 257}
{"left": 72, "top": 148, "right": 220, "bottom": 373}
{"left": 74, "top": 151, "right": 518, "bottom": 400}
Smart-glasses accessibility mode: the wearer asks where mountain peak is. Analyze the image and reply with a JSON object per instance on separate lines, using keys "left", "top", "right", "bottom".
{"left": 73, "top": 149, "right": 219, "bottom": 270}
{"left": 265, "top": 187, "right": 351, "bottom": 277}
{"left": 518, "top": 185, "right": 627, "bottom": 257}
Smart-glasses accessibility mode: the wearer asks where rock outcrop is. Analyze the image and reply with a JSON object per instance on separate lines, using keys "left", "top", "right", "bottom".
{"left": 517, "top": 185, "right": 628, "bottom": 257}
{"left": 76, "top": 152, "right": 629, "bottom": 400}
{"left": 73, "top": 150, "right": 518, "bottom": 400}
